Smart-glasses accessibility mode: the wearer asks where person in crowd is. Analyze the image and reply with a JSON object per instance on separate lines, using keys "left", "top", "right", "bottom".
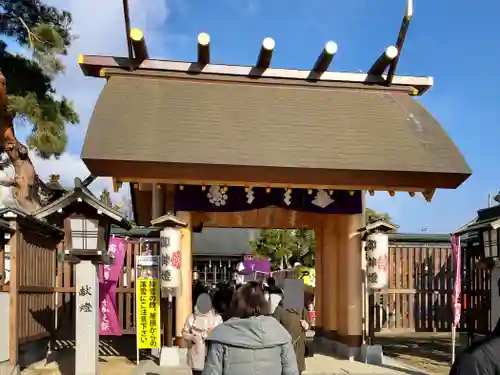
{"left": 202, "top": 281, "right": 299, "bottom": 375}
{"left": 449, "top": 317, "right": 500, "bottom": 374}
{"left": 272, "top": 293, "right": 310, "bottom": 374}
{"left": 182, "top": 293, "right": 223, "bottom": 375}
{"left": 192, "top": 281, "right": 209, "bottom": 312}
{"left": 265, "top": 276, "right": 283, "bottom": 295}
{"left": 212, "top": 283, "right": 234, "bottom": 322}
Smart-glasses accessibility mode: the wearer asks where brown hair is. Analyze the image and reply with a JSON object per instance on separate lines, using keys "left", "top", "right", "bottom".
{"left": 229, "top": 281, "right": 270, "bottom": 318}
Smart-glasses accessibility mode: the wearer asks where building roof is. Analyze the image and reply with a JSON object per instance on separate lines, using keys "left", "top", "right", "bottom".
{"left": 33, "top": 177, "right": 131, "bottom": 229}
{"left": 388, "top": 232, "right": 451, "bottom": 244}
{"left": 358, "top": 218, "right": 399, "bottom": 234}
{"left": 0, "top": 206, "right": 64, "bottom": 235}
{"left": 455, "top": 205, "right": 500, "bottom": 236}
{"left": 81, "top": 71, "right": 470, "bottom": 191}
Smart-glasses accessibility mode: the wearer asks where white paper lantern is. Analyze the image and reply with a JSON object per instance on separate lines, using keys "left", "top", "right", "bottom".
{"left": 160, "top": 228, "right": 182, "bottom": 290}
{"left": 365, "top": 233, "right": 389, "bottom": 290}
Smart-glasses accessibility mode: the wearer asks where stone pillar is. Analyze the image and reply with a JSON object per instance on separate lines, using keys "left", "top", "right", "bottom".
{"left": 75, "top": 260, "right": 99, "bottom": 375}
{"left": 175, "top": 211, "right": 192, "bottom": 342}
{"left": 336, "top": 214, "right": 363, "bottom": 349}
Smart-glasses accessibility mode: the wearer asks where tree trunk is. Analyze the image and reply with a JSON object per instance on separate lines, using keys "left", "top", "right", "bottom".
{"left": 0, "top": 71, "right": 53, "bottom": 211}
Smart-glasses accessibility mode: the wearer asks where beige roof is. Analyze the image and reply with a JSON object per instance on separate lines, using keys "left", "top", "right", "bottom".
{"left": 81, "top": 72, "right": 470, "bottom": 190}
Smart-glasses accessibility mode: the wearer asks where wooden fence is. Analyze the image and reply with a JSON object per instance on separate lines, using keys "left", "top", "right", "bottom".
{"left": 1, "top": 230, "right": 491, "bottom": 340}
{"left": 0, "top": 217, "right": 63, "bottom": 367}
{"left": 55, "top": 241, "right": 242, "bottom": 335}
{"left": 372, "top": 238, "right": 491, "bottom": 333}
{"left": 55, "top": 240, "right": 147, "bottom": 334}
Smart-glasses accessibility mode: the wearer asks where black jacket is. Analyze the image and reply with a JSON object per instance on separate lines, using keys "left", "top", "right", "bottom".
{"left": 450, "top": 333, "right": 500, "bottom": 374}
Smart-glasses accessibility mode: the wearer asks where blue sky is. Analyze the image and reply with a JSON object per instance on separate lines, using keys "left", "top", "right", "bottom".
{"left": 6, "top": 0, "right": 500, "bottom": 233}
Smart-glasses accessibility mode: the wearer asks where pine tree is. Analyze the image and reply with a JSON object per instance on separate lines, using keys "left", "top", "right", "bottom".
{"left": 0, "top": 0, "right": 78, "bottom": 211}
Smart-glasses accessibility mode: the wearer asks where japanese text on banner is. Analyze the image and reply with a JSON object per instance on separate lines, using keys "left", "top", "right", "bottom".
{"left": 136, "top": 278, "right": 161, "bottom": 349}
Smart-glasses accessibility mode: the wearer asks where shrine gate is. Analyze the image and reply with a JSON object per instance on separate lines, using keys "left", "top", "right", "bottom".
{"left": 77, "top": 7, "right": 471, "bottom": 358}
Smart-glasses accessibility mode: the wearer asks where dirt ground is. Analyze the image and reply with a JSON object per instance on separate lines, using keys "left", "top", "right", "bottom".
{"left": 374, "top": 332, "right": 470, "bottom": 374}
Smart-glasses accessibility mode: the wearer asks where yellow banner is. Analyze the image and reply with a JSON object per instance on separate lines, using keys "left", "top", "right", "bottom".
{"left": 136, "top": 278, "right": 161, "bottom": 349}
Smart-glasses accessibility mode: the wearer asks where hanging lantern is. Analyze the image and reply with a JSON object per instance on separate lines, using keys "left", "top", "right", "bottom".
{"left": 365, "top": 233, "right": 389, "bottom": 290}
{"left": 201, "top": 185, "right": 206, "bottom": 191}
{"left": 159, "top": 228, "right": 182, "bottom": 290}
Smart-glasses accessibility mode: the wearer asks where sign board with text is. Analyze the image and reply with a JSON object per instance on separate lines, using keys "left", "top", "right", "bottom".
{"left": 136, "top": 255, "right": 161, "bottom": 349}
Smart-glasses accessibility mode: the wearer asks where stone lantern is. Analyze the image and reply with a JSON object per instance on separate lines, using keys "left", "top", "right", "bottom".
{"left": 34, "top": 177, "right": 130, "bottom": 375}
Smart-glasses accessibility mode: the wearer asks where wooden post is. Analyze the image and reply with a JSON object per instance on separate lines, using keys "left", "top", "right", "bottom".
{"left": 361, "top": 191, "right": 368, "bottom": 344}
{"left": 197, "top": 33, "right": 210, "bottom": 65}
{"left": 314, "top": 225, "right": 323, "bottom": 331}
{"left": 166, "top": 294, "right": 173, "bottom": 347}
{"left": 346, "top": 214, "right": 363, "bottom": 346}
{"left": 387, "top": 0, "right": 413, "bottom": 84}
{"left": 256, "top": 37, "right": 275, "bottom": 69}
{"left": 163, "top": 184, "right": 176, "bottom": 347}
{"left": 175, "top": 211, "right": 192, "bottom": 347}
{"left": 368, "top": 46, "right": 398, "bottom": 76}
{"left": 9, "top": 230, "right": 19, "bottom": 374}
{"left": 130, "top": 28, "right": 149, "bottom": 66}
{"left": 368, "top": 293, "right": 375, "bottom": 346}
{"left": 312, "top": 41, "right": 338, "bottom": 73}
{"left": 322, "top": 215, "right": 338, "bottom": 336}
{"left": 152, "top": 184, "right": 164, "bottom": 220}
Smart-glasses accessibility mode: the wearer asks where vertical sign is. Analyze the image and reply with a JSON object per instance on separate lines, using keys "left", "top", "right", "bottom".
{"left": 160, "top": 228, "right": 182, "bottom": 290}
{"left": 136, "top": 255, "right": 161, "bottom": 349}
{"left": 78, "top": 283, "right": 94, "bottom": 313}
{"left": 365, "top": 233, "right": 389, "bottom": 290}
{"left": 98, "top": 237, "right": 126, "bottom": 335}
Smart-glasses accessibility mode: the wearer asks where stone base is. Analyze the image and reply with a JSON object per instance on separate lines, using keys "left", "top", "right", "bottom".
{"left": 131, "top": 360, "right": 191, "bottom": 375}
{"left": 159, "top": 346, "right": 188, "bottom": 367}
{"left": 359, "top": 344, "right": 384, "bottom": 365}
{"left": 0, "top": 361, "right": 19, "bottom": 375}
{"left": 315, "top": 337, "right": 384, "bottom": 364}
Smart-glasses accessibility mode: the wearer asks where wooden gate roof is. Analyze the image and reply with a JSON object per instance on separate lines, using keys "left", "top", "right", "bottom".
{"left": 81, "top": 67, "right": 470, "bottom": 191}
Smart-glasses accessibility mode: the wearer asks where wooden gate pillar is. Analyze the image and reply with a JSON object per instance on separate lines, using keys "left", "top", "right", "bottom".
{"left": 320, "top": 215, "right": 338, "bottom": 338}
{"left": 314, "top": 225, "right": 323, "bottom": 330}
{"left": 336, "top": 214, "right": 363, "bottom": 348}
{"left": 175, "top": 211, "right": 192, "bottom": 346}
